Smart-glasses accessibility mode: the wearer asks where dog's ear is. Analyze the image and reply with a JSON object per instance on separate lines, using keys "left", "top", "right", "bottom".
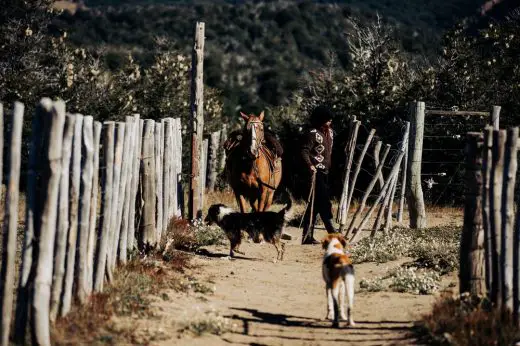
{"left": 338, "top": 234, "right": 347, "bottom": 248}
{"left": 322, "top": 235, "right": 331, "bottom": 249}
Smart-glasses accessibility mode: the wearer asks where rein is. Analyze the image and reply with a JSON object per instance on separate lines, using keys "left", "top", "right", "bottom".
{"left": 244, "top": 120, "right": 278, "bottom": 191}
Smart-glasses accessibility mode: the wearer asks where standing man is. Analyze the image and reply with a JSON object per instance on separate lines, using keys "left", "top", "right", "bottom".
{"left": 300, "top": 105, "right": 338, "bottom": 244}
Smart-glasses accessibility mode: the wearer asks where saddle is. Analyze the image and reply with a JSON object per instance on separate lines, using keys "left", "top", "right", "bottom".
{"left": 223, "top": 132, "right": 281, "bottom": 173}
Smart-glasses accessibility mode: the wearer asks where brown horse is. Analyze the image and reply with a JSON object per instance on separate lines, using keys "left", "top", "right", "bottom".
{"left": 225, "top": 111, "right": 282, "bottom": 213}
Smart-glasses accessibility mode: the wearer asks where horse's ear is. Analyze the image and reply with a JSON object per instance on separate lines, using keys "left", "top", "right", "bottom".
{"left": 259, "top": 111, "right": 265, "bottom": 121}
{"left": 240, "top": 112, "right": 249, "bottom": 121}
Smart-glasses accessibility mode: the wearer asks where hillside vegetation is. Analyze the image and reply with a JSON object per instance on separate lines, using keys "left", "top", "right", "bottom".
{"left": 55, "top": 0, "right": 484, "bottom": 113}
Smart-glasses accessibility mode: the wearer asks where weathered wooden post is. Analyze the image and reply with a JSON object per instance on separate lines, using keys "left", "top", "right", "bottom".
{"left": 119, "top": 117, "right": 136, "bottom": 263}
{"left": 110, "top": 122, "right": 128, "bottom": 271}
{"left": 155, "top": 121, "right": 164, "bottom": 243}
{"left": 218, "top": 124, "right": 228, "bottom": 173}
{"left": 397, "top": 143, "right": 409, "bottom": 223}
{"left": 77, "top": 116, "right": 94, "bottom": 304}
{"left": 459, "top": 132, "right": 485, "bottom": 296}
{"left": 501, "top": 127, "right": 517, "bottom": 310}
{"left": 175, "top": 118, "right": 184, "bottom": 218}
{"left": 169, "top": 120, "right": 176, "bottom": 221}
{"left": 0, "top": 102, "right": 23, "bottom": 346}
{"left": 87, "top": 121, "right": 102, "bottom": 294}
{"left": 491, "top": 105, "right": 501, "bottom": 130}
{"left": 94, "top": 122, "right": 115, "bottom": 293}
{"left": 162, "top": 118, "right": 172, "bottom": 231}
{"left": 200, "top": 138, "right": 209, "bottom": 210}
{"left": 337, "top": 119, "right": 360, "bottom": 229}
{"left": 14, "top": 100, "right": 44, "bottom": 343}
{"left": 106, "top": 123, "right": 124, "bottom": 280}
{"left": 407, "top": 101, "right": 427, "bottom": 229}
{"left": 139, "top": 119, "right": 156, "bottom": 250}
{"left": 127, "top": 115, "right": 141, "bottom": 254}
{"left": 482, "top": 126, "right": 493, "bottom": 297}
{"left": 50, "top": 114, "right": 75, "bottom": 322}
{"left": 189, "top": 21, "right": 205, "bottom": 220}
{"left": 207, "top": 130, "right": 221, "bottom": 191}
{"left": 31, "top": 99, "right": 65, "bottom": 346}
{"left": 61, "top": 113, "right": 83, "bottom": 317}
{"left": 489, "top": 129, "right": 506, "bottom": 306}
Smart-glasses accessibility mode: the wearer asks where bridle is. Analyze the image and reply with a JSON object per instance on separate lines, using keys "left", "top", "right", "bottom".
{"left": 245, "top": 119, "right": 265, "bottom": 159}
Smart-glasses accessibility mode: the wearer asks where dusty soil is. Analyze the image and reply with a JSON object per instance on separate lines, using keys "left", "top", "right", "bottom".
{"left": 112, "top": 219, "right": 460, "bottom": 346}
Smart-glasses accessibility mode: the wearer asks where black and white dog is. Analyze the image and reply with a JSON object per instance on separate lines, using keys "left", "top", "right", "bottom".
{"left": 204, "top": 192, "right": 293, "bottom": 260}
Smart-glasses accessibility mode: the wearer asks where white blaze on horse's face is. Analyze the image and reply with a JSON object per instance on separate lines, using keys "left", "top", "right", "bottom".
{"left": 240, "top": 111, "right": 265, "bottom": 159}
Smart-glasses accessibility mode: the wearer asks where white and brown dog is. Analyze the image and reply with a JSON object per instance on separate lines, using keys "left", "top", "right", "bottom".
{"left": 321, "top": 233, "right": 355, "bottom": 328}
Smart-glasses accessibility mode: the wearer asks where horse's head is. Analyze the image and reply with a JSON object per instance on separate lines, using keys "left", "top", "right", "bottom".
{"left": 240, "top": 111, "right": 265, "bottom": 159}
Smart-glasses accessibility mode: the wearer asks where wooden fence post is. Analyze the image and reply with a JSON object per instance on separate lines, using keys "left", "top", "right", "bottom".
{"left": 407, "top": 101, "right": 427, "bottom": 229}
{"left": 489, "top": 129, "right": 506, "bottom": 306}
{"left": 482, "top": 126, "right": 493, "bottom": 297}
{"left": 200, "top": 138, "right": 209, "bottom": 210}
{"left": 155, "top": 121, "right": 164, "bottom": 243}
{"left": 49, "top": 114, "right": 75, "bottom": 322}
{"left": 119, "top": 118, "right": 136, "bottom": 264}
{"left": 94, "top": 122, "right": 115, "bottom": 292}
{"left": 175, "top": 118, "right": 184, "bottom": 218}
{"left": 106, "top": 122, "right": 125, "bottom": 280}
{"left": 501, "top": 127, "right": 517, "bottom": 310}
{"left": 491, "top": 105, "right": 501, "bottom": 130}
{"left": 344, "top": 128, "right": 376, "bottom": 228}
{"left": 218, "top": 124, "right": 228, "bottom": 173}
{"left": 87, "top": 121, "right": 102, "bottom": 294}
{"left": 189, "top": 21, "right": 205, "bottom": 221}
{"left": 207, "top": 130, "right": 221, "bottom": 191}
{"left": 31, "top": 99, "right": 65, "bottom": 346}
{"left": 127, "top": 115, "right": 141, "bottom": 254}
{"left": 162, "top": 119, "right": 172, "bottom": 232}
{"left": 14, "top": 100, "right": 44, "bottom": 343}
{"left": 171, "top": 119, "right": 179, "bottom": 218}
{"left": 337, "top": 120, "right": 360, "bottom": 228}
{"left": 397, "top": 144, "right": 409, "bottom": 223}
{"left": 0, "top": 102, "right": 23, "bottom": 346}
{"left": 140, "top": 120, "right": 156, "bottom": 250}
{"left": 61, "top": 113, "right": 83, "bottom": 317}
{"left": 77, "top": 116, "right": 94, "bottom": 304}
{"left": 460, "top": 132, "right": 485, "bottom": 296}
{"left": 111, "top": 122, "right": 129, "bottom": 270}
{"left": 346, "top": 144, "right": 391, "bottom": 236}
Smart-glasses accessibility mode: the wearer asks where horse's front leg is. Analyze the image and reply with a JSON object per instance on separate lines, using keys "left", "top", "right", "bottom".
{"left": 235, "top": 193, "right": 247, "bottom": 214}
{"left": 257, "top": 187, "right": 270, "bottom": 212}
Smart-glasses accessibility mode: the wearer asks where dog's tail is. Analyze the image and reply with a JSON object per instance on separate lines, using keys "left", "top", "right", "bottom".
{"left": 280, "top": 188, "right": 294, "bottom": 222}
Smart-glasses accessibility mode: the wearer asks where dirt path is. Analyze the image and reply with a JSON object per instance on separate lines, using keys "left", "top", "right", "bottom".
{"left": 113, "top": 224, "right": 457, "bottom": 346}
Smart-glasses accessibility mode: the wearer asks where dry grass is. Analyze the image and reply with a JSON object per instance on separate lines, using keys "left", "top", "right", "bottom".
{"left": 51, "top": 252, "right": 192, "bottom": 345}
{"left": 413, "top": 292, "right": 520, "bottom": 345}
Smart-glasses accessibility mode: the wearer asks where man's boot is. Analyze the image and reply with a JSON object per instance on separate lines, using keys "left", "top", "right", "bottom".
{"left": 322, "top": 218, "right": 338, "bottom": 234}
{"left": 302, "top": 224, "right": 320, "bottom": 245}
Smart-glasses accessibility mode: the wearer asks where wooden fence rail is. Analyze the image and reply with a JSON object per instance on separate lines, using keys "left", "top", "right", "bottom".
{"left": 0, "top": 99, "right": 184, "bottom": 345}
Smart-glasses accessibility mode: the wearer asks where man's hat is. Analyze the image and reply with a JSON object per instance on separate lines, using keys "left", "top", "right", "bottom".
{"left": 310, "top": 105, "right": 334, "bottom": 127}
